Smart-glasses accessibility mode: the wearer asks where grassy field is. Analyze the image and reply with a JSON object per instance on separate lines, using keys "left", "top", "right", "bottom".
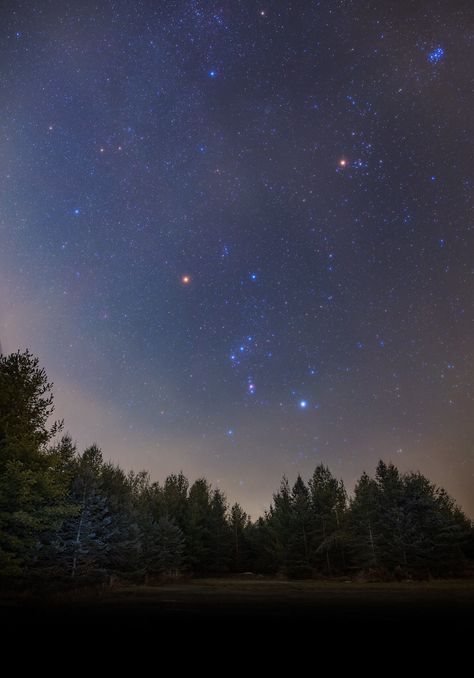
{"left": 3, "top": 577, "right": 473, "bottom": 625}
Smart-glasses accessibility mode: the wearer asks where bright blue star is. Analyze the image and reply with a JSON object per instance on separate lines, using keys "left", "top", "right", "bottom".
{"left": 431, "top": 176, "right": 437, "bottom": 182}
{"left": 439, "top": 238, "right": 446, "bottom": 248}
{"left": 227, "top": 429, "right": 234, "bottom": 437}
{"left": 208, "top": 69, "right": 217, "bottom": 78}
{"left": 73, "top": 208, "right": 80, "bottom": 215}
{"left": 428, "top": 47, "right": 444, "bottom": 64}
{"left": 250, "top": 273, "right": 257, "bottom": 281}
{"left": 299, "top": 400, "right": 308, "bottom": 409}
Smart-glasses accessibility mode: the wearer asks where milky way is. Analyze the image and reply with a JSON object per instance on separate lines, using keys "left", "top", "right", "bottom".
{"left": 1, "top": 1, "right": 473, "bottom": 516}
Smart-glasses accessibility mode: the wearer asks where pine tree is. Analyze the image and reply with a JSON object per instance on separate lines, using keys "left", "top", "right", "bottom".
{"left": 0, "top": 350, "right": 62, "bottom": 463}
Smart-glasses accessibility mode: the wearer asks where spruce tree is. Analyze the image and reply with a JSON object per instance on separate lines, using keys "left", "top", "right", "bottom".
{"left": 308, "top": 464, "right": 347, "bottom": 573}
{"left": 229, "top": 503, "right": 250, "bottom": 571}
{"left": 141, "top": 515, "right": 185, "bottom": 579}
{"left": 0, "top": 352, "right": 71, "bottom": 580}
{"left": 266, "top": 477, "right": 293, "bottom": 572}
{"left": 287, "top": 476, "right": 312, "bottom": 577}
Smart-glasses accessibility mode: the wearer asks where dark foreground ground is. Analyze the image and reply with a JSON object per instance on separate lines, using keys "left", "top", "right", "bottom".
{"left": 2, "top": 578, "right": 473, "bottom": 629}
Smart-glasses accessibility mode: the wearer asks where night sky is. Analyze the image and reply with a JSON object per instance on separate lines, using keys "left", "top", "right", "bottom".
{"left": 1, "top": 1, "right": 473, "bottom": 517}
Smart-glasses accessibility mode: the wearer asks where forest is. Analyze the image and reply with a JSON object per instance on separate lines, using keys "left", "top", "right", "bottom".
{"left": 1, "top": 350, "right": 473, "bottom": 590}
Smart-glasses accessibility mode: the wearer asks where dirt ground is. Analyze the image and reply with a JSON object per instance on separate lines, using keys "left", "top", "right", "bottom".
{"left": 2, "top": 577, "right": 473, "bottom": 627}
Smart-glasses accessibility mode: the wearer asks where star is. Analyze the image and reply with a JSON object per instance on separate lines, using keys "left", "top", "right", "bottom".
{"left": 2, "top": 0, "right": 472, "bottom": 525}
{"left": 428, "top": 47, "right": 444, "bottom": 64}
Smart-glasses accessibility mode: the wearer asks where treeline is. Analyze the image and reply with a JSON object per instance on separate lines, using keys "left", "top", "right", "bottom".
{"left": 1, "top": 350, "right": 473, "bottom": 588}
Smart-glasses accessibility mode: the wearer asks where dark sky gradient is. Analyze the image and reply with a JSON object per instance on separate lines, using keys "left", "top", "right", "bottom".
{"left": 1, "top": 1, "right": 473, "bottom": 517}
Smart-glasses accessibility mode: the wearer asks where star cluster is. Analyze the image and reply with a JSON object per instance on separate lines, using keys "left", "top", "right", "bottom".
{"left": 0, "top": 1, "right": 473, "bottom": 516}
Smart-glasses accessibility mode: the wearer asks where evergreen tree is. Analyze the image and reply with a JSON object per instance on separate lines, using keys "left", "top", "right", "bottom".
{"left": 0, "top": 352, "right": 71, "bottom": 579}
{"left": 2, "top": 350, "right": 472, "bottom": 585}
{"left": 347, "top": 471, "right": 380, "bottom": 569}
{"left": 347, "top": 462, "right": 471, "bottom": 576}
{"left": 402, "top": 473, "right": 469, "bottom": 575}
{"left": 160, "top": 472, "right": 189, "bottom": 531}
{"left": 229, "top": 503, "right": 250, "bottom": 571}
{"left": 53, "top": 445, "right": 113, "bottom": 582}
{"left": 186, "top": 478, "right": 212, "bottom": 572}
{"left": 373, "top": 461, "right": 408, "bottom": 569}
{"left": 207, "top": 488, "right": 232, "bottom": 572}
{"left": 98, "top": 462, "right": 141, "bottom": 578}
{"left": 308, "top": 464, "right": 347, "bottom": 573}
{"left": 266, "top": 477, "right": 293, "bottom": 572}
{"left": 287, "top": 476, "right": 312, "bottom": 577}
{"left": 144, "top": 516, "right": 185, "bottom": 576}
{"left": 0, "top": 350, "right": 62, "bottom": 462}
{"left": 245, "top": 516, "right": 277, "bottom": 574}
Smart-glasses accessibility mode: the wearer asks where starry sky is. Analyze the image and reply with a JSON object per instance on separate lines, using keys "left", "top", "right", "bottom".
{"left": 1, "top": 1, "right": 473, "bottom": 517}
